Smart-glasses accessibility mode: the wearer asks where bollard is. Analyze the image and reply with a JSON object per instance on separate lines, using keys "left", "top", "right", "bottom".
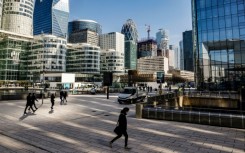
{"left": 136, "top": 103, "right": 143, "bottom": 118}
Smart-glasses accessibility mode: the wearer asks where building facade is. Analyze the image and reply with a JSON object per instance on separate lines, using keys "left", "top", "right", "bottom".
{"left": 137, "top": 56, "right": 169, "bottom": 73}
{"left": 137, "top": 38, "right": 157, "bottom": 58}
{"left": 179, "top": 40, "right": 184, "bottom": 70}
{"left": 99, "top": 32, "right": 125, "bottom": 53}
{"left": 66, "top": 43, "right": 100, "bottom": 74}
{"left": 33, "top": 0, "right": 69, "bottom": 38}
{"left": 156, "top": 29, "right": 169, "bottom": 50}
{"left": 121, "top": 19, "right": 138, "bottom": 70}
{"left": 183, "top": 30, "right": 194, "bottom": 71}
{"left": 192, "top": 0, "right": 245, "bottom": 91}
{"left": 2, "top": 0, "right": 34, "bottom": 36}
{"left": 27, "top": 35, "right": 67, "bottom": 80}
{"left": 68, "top": 20, "right": 102, "bottom": 45}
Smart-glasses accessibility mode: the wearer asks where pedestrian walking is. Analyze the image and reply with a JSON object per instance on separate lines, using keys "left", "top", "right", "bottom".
{"left": 30, "top": 93, "right": 38, "bottom": 110}
{"left": 63, "top": 91, "right": 67, "bottom": 103}
{"left": 24, "top": 93, "right": 35, "bottom": 114}
{"left": 109, "top": 107, "right": 130, "bottom": 149}
{"left": 51, "top": 94, "right": 55, "bottom": 109}
{"left": 60, "top": 90, "right": 64, "bottom": 104}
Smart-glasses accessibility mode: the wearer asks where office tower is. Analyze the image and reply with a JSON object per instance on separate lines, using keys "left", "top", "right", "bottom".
{"left": 183, "top": 30, "right": 194, "bottom": 71}
{"left": 121, "top": 19, "right": 138, "bottom": 70}
{"left": 156, "top": 29, "right": 169, "bottom": 50}
{"left": 33, "top": 0, "right": 69, "bottom": 38}
{"left": 66, "top": 43, "right": 100, "bottom": 74}
{"left": 179, "top": 40, "right": 184, "bottom": 70}
{"left": 28, "top": 35, "right": 67, "bottom": 74}
{"left": 1, "top": 0, "right": 34, "bottom": 36}
{"left": 170, "top": 45, "right": 180, "bottom": 69}
{"left": 137, "top": 56, "right": 169, "bottom": 73}
{"left": 192, "top": 0, "right": 245, "bottom": 90}
{"left": 99, "top": 32, "right": 125, "bottom": 73}
{"left": 68, "top": 20, "right": 102, "bottom": 45}
{"left": 137, "top": 38, "right": 157, "bottom": 58}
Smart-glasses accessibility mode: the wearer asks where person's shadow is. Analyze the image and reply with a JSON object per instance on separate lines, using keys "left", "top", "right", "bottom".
{"left": 19, "top": 112, "right": 36, "bottom": 121}
{"left": 49, "top": 109, "right": 54, "bottom": 114}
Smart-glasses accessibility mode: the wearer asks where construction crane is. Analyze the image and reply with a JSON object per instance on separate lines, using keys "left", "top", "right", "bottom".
{"left": 145, "top": 24, "right": 150, "bottom": 39}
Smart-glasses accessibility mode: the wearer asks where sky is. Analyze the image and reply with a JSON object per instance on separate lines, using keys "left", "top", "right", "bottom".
{"left": 69, "top": 0, "right": 192, "bottom": 46}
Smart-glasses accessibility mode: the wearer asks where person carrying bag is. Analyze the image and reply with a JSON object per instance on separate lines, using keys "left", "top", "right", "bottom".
{"left": 109, "top": 107, "right": 130, "bottom": 149}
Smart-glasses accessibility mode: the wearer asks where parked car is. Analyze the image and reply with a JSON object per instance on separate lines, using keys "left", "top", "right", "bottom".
{"left": 117, "top": 87, "right": 147, "bottom": 104}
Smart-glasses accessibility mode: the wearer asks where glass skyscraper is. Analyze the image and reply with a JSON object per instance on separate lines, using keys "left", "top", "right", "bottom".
{"left": 192, "top": 0, "right": 245, "bottom": 91}
{"left": 121, "top": 19, "right": 138, "bottom": 70}
{"left": 33, "top": 0, "right": 69, "bottom": 38}
{"left": 183, "top": 30, "right": 194, "bottom": 71}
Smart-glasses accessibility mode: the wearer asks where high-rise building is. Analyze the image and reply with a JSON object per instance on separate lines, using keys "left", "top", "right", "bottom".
{"left": 2, "top": 0, "right": 34, "bottom": 36}
{"left": 121, "top": 19, "right": 138, "bottom": 70}
{"left": 179, "top": 40, "right": 184, "bottom": 70}
{"left": 156, "top": 29, "right": 169, "bottom": 50}
{"left": 192, "top": 0, "right": 245, "bottom": 91}
{"left": 183, "top": 30, "right": 194, "bottom": 71}
{"left": 68, "top": 20, "right": 102, "bottom": 45}
{"left": 137, "top": 38, "right": 157, "bottom": 58}
{"left": 33, "top": 0, "right": 69, "bottom": 38}
{"left": 99, "top": 32, "right": 125, "bottom": 73}
{"left": 170, "top": 45, "right": 180, "bottom": 69}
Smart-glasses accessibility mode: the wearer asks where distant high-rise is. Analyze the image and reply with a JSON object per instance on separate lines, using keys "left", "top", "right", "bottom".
{"left": 68, "top": 20, "right": 102, "bottom": 45}
{"left": 33, "top": 0, "right": 69, "bottom": 38}
{"left": 156, "top": 29, "right": 169, "bottom": 50}
{"left": 183, "top": 30, "right": 194, "bottom": 71}
{"left": 121, "top": 19, "right": 138, "bottom": 70}
{"left": 2, "top": 0, "right": 34, "bottom": 36}
{"left": 179, "top": 40, "right": 184, "bottom": 70}
{"left": 137, "top": 38, "right": 157, "bottom": 58}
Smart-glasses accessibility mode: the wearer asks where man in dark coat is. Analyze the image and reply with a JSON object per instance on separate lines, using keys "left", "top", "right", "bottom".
{"left": 50, "top": 94, "right": 55, "bottom": 109}
{"left": 110, "top": 107, "right": 130, "bottom": 149}
{"left": 29, "top": 93, "right": 38, "bottom": 111}
{"left": 24, "top": 93, "right": 35, "bottom": 114}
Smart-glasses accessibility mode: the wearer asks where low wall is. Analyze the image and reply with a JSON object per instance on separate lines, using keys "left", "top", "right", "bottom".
{"left": 142, "top": 108, "right": 245, "bottom": 129}
{"left": 183, "top": 96, "right": 239, "bottom": 109}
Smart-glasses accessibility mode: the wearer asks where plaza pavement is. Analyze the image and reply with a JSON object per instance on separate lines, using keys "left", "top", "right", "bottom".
{"left": 0, "top": 94, "right": 244, "bottom": 153}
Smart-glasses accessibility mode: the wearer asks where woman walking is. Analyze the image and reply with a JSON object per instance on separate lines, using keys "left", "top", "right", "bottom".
{"left": 109, "top": 107, "right": 130, "bottom": 149}
{"left": 50, "top": 94, "right": 55, "bottom": 110}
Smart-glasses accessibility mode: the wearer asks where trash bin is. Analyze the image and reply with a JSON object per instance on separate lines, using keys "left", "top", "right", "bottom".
{"left": 136, "top": 103, "right": 143, "bottom": 118}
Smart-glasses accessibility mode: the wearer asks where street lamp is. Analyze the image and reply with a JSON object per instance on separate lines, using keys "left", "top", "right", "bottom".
{"left": 41, "top": 32, "right": 45, "bottom": 104}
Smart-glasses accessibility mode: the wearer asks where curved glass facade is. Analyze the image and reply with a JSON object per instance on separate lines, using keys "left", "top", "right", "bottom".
{"left": 193, "top": 0, "right": 245, "bottom": 91}
{"left": 121, "top": 19, "right": 138, "bottom": 70}
{"left": 2, "top": 0, "right": 34, "bottom": 36}
{"left": 68, "top": 20, "right": 102, "bottom": 35}
{"left": 66, "top": 43, "right": 100, "bottom": 74}
{"left": 34, "top": 0, "right": 69, "bottom": 38}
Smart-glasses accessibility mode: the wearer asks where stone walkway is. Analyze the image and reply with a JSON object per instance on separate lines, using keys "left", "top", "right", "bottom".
{"left": 0, "top": 95, "right": 244, "bottom": 153}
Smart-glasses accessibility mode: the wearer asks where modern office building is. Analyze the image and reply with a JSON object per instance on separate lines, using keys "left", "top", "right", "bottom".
{"left": 99, "top": 32, "right": 125, "bottom": 73}
{"left": 137, "top": 56, "right": 169, "bottom": 73}
{"left": 99, "top": 32, "right": 125, "bottom": 53}
{"left": 156, "top": 29, "right": 169, "bottom": 50}
{"left": 100, "top": 49, "right": 124, "bottom": 73}
{"left": 121, "top": 19, "right": 138, "bottom": 70}
{"left": 183, "top": 30, "right": 194, "bottom": 71}
{"left": 169, "top": 45, "right": 179, "bottom": 69}
{"left": 192, "top": 0, "right": 245, "bottom": 91}
{"left": 33, "top": 0, "right": 69, "bottom": 38}
{"left": 27, "top": 34, "right": 67, "bottom": 81}
{"left": 179, "top": 40, "right": 184, "bottom": 70}
{"left": 66, "top": 43, "right": 100, "bottom": 74}
{"left": 68, "top": 20, "right": 102, "bottom": 45}
{"left": 0, "top": 30, "right": 33, "bottom": 81}
{"left": 1, "top": 0, "right": 34, "bottom": 36}
{"left": 137, "top": 38, "right": 157, "bottom": 58}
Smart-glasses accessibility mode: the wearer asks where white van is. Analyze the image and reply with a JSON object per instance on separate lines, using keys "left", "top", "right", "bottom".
{"left": 117, "top": 87, "right": 147, "bottom": 104}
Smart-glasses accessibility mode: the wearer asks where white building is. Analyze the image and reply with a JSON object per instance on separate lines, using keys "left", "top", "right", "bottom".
{"left": 2, "top": 0, "right": 34, "bottom": 36}
{"left": 137, "top": 56, "right": 169, "bottom": 73}
{"left": 28, "top": 35, "right": 67, "bottom": 77}
{"left": 156, "top": 29, "right": 169, "bottom": 50}
{"left": 99, "top": 32, "right": 125, "bottom": 73}
{"left": 66, "top": 43, "right": 101, "bottom": 74}
{"left": 99, "top": 32, "right": 125, "bottom": 53}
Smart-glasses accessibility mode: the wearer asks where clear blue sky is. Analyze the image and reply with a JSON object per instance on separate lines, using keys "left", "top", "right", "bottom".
{"left": 69, "top": 0, "right": 192, "bottom": 46}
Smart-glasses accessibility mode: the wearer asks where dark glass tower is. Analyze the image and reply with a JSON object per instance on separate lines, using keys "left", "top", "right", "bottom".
{"left": 192, "top": 0, "right": 245, "bottom": 91}
{"left": 121, "top": 19, "right": 138, "bottom": 70}
{"left": 183, "top": 30, "right": 194, "bottom": 71}
{"left": 33, "top": 0, "right": 69, "bottom": 38}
